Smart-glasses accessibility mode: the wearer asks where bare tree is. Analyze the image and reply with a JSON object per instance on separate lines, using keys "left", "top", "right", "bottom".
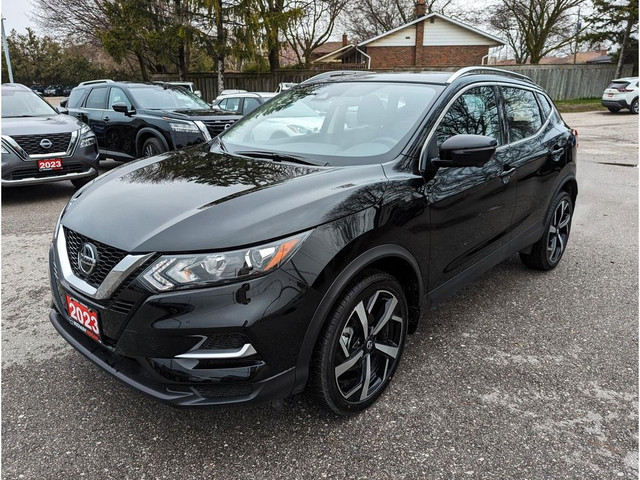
{"left": 343, "top": 0, "right": 453, "bottom": 42}
{"left": 285, "top": 0, "right": 349, "bottom": 66}
{"left": 488, "top": 3, "right": 530, "bottom": 63}
{"left": 495, "top": 0, "right": 585, "bottom": 64}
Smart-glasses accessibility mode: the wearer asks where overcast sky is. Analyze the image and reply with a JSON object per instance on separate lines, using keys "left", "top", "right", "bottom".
{"left": 2, "top": 0, "right": 36, "bottom": 34}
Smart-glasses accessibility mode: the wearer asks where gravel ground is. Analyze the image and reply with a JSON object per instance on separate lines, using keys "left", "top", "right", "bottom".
{"left": 1, "top": 110, "right": 638, "bottom": 479}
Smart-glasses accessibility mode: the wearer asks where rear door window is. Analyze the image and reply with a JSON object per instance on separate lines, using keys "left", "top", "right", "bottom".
{"left": 85, "top": 87, "right": 109, "bottom": 109}
{"left": 501, "top": 87, "right": 542, "bottom": 142}
{"left": 244, "top": 97, "right": 261, "bottom": 114}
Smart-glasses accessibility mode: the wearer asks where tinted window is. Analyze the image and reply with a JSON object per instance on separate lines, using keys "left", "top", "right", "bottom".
{"left": 502, "top": 87, "right": 542, "bottom": 142}
{"left": 435, "top": 86, "right": 501, "bottom": 147}
{"left": 244, "top": 97, "right": 261, "bottom": 114}
{"left": 68, "top": 88, "right": 88, "bottom": 108}
{"left": 536, "top": 93, "right": 553, "bottom": 120}
{"left": 108, "top": 87, "right": 130, "bottom": 109}
{"left": 85, "top": 87, "right": 108, "bottom": 109}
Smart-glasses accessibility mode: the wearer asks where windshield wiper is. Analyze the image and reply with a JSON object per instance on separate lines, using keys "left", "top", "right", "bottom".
{"left": 236, "top": 150, "right": 328, "bottom": 167}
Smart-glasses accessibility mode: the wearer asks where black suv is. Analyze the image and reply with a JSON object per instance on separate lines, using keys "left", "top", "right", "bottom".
{"left": 49, "top": 68, "right": 577, "bottom": 414}
{"left": 65, "top": 80, "right": 241, "bottom": 161}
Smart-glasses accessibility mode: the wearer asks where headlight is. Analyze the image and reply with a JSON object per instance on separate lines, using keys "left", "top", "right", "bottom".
{"left": 140, "top": 231, "right": 311, "bottom": 291}
{"left": 169, "top": 121, "right": 200, "bottom": 133}
{"left": 79, "top": 124, "right": 96, "bottom": 148}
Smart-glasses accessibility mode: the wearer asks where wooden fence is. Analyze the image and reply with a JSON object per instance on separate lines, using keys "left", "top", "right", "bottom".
{"left": 152, "top": 64, "right": 634, "bottom": 102}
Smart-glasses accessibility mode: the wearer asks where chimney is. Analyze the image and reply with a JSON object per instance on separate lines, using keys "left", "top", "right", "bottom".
{"left": 416, "top": 0, "right": 426, "bottom": 18}
{"left": 342, "top": 33, "right": 348, "bottom": 47}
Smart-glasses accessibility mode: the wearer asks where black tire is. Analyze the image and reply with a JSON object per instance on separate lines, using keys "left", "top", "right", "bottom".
{"left": 630, "top": 98, "right": 638, "bottom": 115}
{"left": 141, "top": 137, "right": 166, "bottom": 157}
{"left": 520, "top": 191, "right": 573, "bottom": 270}
{"left": 310, "top": 270, "right": 408, "bottom": 415}
{"left": 71, "top": 173, "right": 98, "bottom": 189}
{"left": 608, "top": 107, "right": 621, "bottom": 113}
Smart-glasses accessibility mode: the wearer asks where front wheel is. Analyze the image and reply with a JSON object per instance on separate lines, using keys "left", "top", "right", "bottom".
{"left": 520, "top": 191, "right": 573, "bottom": 270}
{"left": 141, "top": 137, "right": 166, "bottom": 157}
{"left": 310, "top": 271, "right": 408, "bottom": 415}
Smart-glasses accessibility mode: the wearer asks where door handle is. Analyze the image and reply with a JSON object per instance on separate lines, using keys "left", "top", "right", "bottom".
{"left": 104, "top": 117, "right": 110, "bottom": 122}
{"left": 499, "top": 166, "right": 516, "bottom": 178}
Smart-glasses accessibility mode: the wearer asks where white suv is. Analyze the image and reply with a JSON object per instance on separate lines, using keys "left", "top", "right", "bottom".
{"left": 602, "top": 77, "right": 638, "bottom": 114}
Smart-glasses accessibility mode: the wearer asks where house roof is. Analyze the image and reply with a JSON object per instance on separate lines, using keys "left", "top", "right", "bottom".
{"left": 312, "top": 41, "right": 345, "bottom": 56}
{"left": 314, "top": 44, "right": 358, "bottom": 63}
{"left": 358, "top": 12, "right": 505, "bottom": 47}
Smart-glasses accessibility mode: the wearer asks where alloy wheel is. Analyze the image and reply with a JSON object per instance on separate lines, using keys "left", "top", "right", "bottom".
{"left": 547, "top": 198, "right": 571, "bottom": 264}
{"left": 144, "top": 144, "right": 159, "bottom": 156}
{"left": 333, "top": 289, "right": 404, "bottom": 403}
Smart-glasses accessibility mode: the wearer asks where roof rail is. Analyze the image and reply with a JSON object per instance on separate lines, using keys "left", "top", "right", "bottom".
{"left": 301, "top": 70, "right": 371, "bottom": 85}
{"left": 446, "top": 67, "right": 533, "bottom": 84}
{"left": 78, "top": 79, "right": 114, "bottom": 86}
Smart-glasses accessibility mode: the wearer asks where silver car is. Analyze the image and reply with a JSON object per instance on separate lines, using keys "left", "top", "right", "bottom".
{"left": 2, "top": 83, "right": 100, "bottom": 188}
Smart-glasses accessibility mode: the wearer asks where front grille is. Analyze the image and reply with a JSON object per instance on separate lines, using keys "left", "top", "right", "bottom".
{"left": 65, "top": 228, "right": 128, "bottom": 288}
{"left": 203, "top": 119, "right": 237, "bottom": 137}
{"left": 11, "top": 164, "right": 87, "bottom": 181}
{"left": 195, "top": 383, "right": 253, "bottom": 399}
{"left": 201, "top": 333, "right": 248, "bottom": 350}
{"left": 10, "top": 133, "right": 72, "bottom": 155}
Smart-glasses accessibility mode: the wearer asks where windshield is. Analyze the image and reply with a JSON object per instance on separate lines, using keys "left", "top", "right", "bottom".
{"left": 130, "top": 86, "right": 210, "bottom": 110}
{"left": 220, "top": 81, "right": 442, "bottom": 165}
{"left": 2, "top": 88, "right": 58, "bottom": 118}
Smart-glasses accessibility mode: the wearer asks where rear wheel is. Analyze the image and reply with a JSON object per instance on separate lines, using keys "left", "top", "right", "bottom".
{"left": 520, "top": 191, "right": 573, "bottom": 270}
{"left": 608, "top": 107, "right": 621, "bottom": 113}
{"left": 310, "top": 271, "right": 408, "bottom": 415}
{"left": 141, "top": 137, "right": 166, "bottom": 157}
{"left": 630, "top": 98, "right": 638, "bottom": 114}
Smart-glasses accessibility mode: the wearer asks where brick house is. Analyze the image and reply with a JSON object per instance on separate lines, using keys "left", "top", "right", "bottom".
{"left": 314, "top": 3, "right": 504, "bottom": 69}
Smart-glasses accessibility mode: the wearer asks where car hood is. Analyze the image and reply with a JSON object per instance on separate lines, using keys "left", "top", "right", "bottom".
{"left": 62, "top": 147, "right": 388, "bottom": 253}
{"left": 2, "top": 114, "right": 83, "bottom": 136}
{"left": 145, "top": 108, "right": 241, "bottom": 122}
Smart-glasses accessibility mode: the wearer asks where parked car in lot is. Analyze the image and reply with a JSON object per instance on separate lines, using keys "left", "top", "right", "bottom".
{"left": 49, "top": 68, "right": 577, "bottom": 414}
{"left": 44, "top": 85, "right": 65, "bottom": 96}
{"left": 63, "top": 85, "right": 74, "bottom": 96}
{"left": 1, "top": 83, "right": 99, "bottom": 188}
{"left": 276, "top": 82, "right": 297, "bottom": 93}
{"left": 602, "top": 77, "right": 638, "bottom": 114}
{"left": 65, "top": 80, "right": 241, "bottom": 161}
{"left": 30, "top": 84, "right": 46, "bottom": 95}
{"left": 211, "top": 92, "right": 276, "bottom": 115}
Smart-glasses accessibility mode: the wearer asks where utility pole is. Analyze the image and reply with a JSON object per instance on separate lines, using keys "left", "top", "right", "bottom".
{"left": 573, "top": 6, "right": 581, "bottom": 65}
{"left": 2, "top": 16, "right": 14, "bottom": 83}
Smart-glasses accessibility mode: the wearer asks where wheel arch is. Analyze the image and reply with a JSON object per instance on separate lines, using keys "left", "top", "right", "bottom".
{"left": 135, "top": 128, "right": 170, "bottom": 157}
{"left": 292, "top": 244, "right": 425, "bottom": 394}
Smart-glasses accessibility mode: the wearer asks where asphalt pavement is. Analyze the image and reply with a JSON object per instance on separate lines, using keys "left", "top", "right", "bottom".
{"left": 1, "top": 111, "right": 638, "bottom": 479}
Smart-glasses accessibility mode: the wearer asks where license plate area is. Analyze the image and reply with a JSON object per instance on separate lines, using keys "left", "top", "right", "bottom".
{"left": 38, "top": 159, "right": 62, "bottom": 171}
{"left": 66, "top": 295, "right": 101, "bottom": 341}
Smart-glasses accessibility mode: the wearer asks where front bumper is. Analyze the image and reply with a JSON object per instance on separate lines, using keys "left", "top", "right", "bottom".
{"left": 2, "top": 141, "right": 99, "bottom": 187}
{"left": 49, "top": 242, "right": 321, "bottom": 407}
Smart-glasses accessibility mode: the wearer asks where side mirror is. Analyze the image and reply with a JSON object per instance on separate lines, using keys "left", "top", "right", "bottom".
{"left": 432, "top": 134, "right": 497, "bottom": 169}
{"left": 112, "top": 102, "right": 133, "bottom": 115}
{"left": 195, "top": 90, "right": 202, "bottom": 98}
{"left": 56, "top": 106, "right": 69, "bottom": 114}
